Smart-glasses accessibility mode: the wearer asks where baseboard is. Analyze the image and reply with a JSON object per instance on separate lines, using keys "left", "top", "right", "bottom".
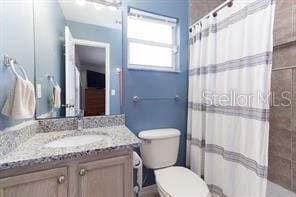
{"left": 139, "top": 184, "right": 158, "bottom": 197}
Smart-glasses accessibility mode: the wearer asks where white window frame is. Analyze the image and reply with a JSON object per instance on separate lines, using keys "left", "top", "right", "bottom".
{"left": 127, "top": 8, "right": 179, "bottom": 72}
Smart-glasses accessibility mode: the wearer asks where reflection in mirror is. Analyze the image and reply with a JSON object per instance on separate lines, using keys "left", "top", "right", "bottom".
{"left": 34, "top": 0, "right": 122, "bottom": 119}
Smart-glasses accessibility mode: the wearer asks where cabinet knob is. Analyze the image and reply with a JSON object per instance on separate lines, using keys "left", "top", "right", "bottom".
{"left": 79, "top": 168, "right": 87, "bottom": 176}
{"left": 57, "top": 175, "right": 65, "bottom": 184}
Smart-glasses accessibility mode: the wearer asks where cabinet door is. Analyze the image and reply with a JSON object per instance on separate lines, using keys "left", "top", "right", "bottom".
{"left": 78, "top": 155, "right": 132, "bottom": 197}
{"left": 0, "top": 167, "right": 67, "bottom": 197}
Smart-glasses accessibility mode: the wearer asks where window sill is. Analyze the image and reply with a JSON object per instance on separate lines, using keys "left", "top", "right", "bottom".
{"left": 128, "top": 64, "right": 180, "bottom": 73}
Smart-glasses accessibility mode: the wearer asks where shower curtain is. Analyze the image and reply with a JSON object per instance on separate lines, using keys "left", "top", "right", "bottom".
{"left": 186, "top": 0, "right": 275, "bottom": 196}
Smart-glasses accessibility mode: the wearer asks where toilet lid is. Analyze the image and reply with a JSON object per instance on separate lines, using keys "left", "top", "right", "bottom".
{"left": 155, "top": 167, "right": 209, "bottom": 197}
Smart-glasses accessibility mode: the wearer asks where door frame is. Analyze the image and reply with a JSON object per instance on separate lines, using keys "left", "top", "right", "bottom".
{"left": 74, "top": 39, "right": 110, "bottom": 115}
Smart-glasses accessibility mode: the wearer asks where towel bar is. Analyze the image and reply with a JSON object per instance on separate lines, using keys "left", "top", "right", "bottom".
{"left": 132, "top": 95, "right": 180, "bottom": 103}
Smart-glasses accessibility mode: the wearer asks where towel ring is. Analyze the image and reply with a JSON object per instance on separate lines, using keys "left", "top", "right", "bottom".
{"left": 3, "top": 55, "right": 28, "bottom": 80}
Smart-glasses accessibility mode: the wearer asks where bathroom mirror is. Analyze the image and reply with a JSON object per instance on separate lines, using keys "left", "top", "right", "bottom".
{"left": 34, "top": 0, "right": 123, "bottom": 119}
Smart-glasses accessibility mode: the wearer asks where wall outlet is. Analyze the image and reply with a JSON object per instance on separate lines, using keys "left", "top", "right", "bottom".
{"left": 111, "top": 89, "right": 116, "bottom": 96}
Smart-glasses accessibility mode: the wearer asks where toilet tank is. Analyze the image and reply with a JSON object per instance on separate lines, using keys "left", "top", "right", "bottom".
{"left": 138, "top": 128, "right": 181, "bottom": 169}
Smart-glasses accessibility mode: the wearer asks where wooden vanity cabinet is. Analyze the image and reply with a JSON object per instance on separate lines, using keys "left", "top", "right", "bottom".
{"left": 78, "top": 155, "right": 132, "bottom": 197}
{"left": 0, "top": 149, "right": 133, "bottom": 197}
{"left": 0, "top": 167, "right": 67, "bottom": 197}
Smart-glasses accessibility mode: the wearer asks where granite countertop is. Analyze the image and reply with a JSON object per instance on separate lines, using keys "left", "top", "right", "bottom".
{"left": 0, "top": 125, "right": 141, "bottom": 170}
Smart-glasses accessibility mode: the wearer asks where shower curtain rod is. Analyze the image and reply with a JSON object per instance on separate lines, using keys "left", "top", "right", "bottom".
{"left": 189, "top": 0, "right": 234, "bottom": 32}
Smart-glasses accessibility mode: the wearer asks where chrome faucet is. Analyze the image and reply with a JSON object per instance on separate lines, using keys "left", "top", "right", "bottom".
{"left": 76, "top": 110, "right": 84, "bottom": 131}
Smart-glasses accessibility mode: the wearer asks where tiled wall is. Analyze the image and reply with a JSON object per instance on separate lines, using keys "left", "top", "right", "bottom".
{"left": 189, "top": 0, "right": 225, "bottom": 25}
{"left": 268, "top": 0, "right": 296, "bottom": 192}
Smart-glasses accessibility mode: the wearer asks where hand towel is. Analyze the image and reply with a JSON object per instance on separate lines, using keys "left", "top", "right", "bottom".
{"left": 2, "top": 75, "right": 35, "bottom": 119}
{"left": 52, "top": 85, "right": 61, "bottom": 108}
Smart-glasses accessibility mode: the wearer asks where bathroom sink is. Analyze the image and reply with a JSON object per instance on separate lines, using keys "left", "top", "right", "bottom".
{"left": 45, "top": 135, "right": 110, "bottom": 148}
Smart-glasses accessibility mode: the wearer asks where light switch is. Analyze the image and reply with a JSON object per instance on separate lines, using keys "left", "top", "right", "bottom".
{"left": 111, "top": 89, "right": 116, "bottom": 96}
{"left": 37, "top": 84, "right": 42, "bottom": 98}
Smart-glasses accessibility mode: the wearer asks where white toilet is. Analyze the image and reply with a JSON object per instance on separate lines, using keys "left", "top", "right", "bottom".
{"left": 139, "top": 128, "right": 210, "bottom": 197}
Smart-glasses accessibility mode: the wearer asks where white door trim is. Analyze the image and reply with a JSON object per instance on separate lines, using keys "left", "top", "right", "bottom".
{"left": 65, "top": 26, "right": 76, "bottom": 116}
{"left": 74, "top": 38, "right": 111, "bottom": 115}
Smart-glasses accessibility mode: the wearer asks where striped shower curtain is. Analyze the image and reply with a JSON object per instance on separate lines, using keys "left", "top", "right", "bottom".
{"left": 186, "top": 0, "right": 275, "bottom": 196}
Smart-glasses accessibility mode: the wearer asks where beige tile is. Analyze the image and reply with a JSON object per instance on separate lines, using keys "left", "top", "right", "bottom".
{"left": 292, "top": 161, "right": 296, "bottom": 192}
{"left": 269, "top": 142, "right": 291, "bottom": 161}
{"left": 268, "top": 153, "right": 291, "bottom": 178}
{"left": 273, "top": 45, "right": 296, "bottom": 69}
{"left": 275, "top": 0, "right": 295, "bottom": 12}
{"left": 293, "top": 5, "right": 296, "bottom": 39}
{"left": 292, "top": 69, "right": 296, "bottom": 162}
{"left": 269, "top": 127, "right": 292, "bottom": 160}
{"left": 292, "top": 132, "right": 296, "bottom": 161}
{"left": 270, "top": 125, "right": 292, "bottom": 142}
{"left": 292, "top": 69, "right": 296, "bottom": 133}
{"left": 268, "top": 153, "right": 292, "bottom": 190}
{"left": 270, "top": 70, "right": 292, "bottom": 160}
{"left": 270, "top": 106, "right": 292, "bottom": 130}
{"left": 269, "top": 172, "right": 292, "bottom": 191}
{"left": 189, "top": 0, "right": 208, "bottom": 25}
{"left": 274, "top": 7, "right": 294, "bottom": 46}
{"left": 207, "top": 0, "right": 225, "bottom": 11}
{"left": 271, "top": 69, "right": 292, "bottom": 107}
{"left": 189, "top": 0, "right": 225, "bottom": 25}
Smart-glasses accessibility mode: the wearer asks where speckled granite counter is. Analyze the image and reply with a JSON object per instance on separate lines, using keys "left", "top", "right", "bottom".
{"left": 0, "top": 116, "right": 141, "bottom": 170}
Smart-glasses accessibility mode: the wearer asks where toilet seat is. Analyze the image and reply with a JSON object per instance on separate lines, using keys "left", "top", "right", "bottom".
{"left": 154, "top": 166, "right": 210, "bottom": 197}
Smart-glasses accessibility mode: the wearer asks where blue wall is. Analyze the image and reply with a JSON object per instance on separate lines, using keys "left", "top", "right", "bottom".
{"left": 34, "top": 0, "right": 65, "bottom": 117}
{"left": 0, "top": 1, "right": 35, "bottom": 130}
{"left": 66, "top": 20, "right": 122, "bottom": 115}
{"left": 122, "top": 0, "right": 189, "bottom": 186}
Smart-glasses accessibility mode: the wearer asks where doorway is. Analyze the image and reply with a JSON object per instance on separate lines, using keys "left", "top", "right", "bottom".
{"left": 74, "top": 39, "right": 110, "bottom": 116}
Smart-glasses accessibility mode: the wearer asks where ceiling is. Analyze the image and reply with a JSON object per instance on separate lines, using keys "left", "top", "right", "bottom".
{"left": 58, "top": 0, "right": 122, "bottom": 29}
{"left": 75, "top": 45, "right": 105, "bottom": 69}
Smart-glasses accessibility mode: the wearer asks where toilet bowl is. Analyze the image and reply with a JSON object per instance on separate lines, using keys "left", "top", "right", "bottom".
{"left": 138, "top": 129, "right": 210, "bottom": 197}
{"left": 155, "top": 166, "right": 209, "bottom": 197}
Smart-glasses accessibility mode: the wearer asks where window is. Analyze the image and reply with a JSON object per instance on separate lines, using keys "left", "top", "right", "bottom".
{"left": 128, "top": 8, "right": 179, "bottom": 72}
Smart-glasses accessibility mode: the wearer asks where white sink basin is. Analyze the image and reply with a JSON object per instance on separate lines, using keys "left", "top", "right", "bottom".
{"left": 45, "top": 135, "right": 109, "bottom": 148}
